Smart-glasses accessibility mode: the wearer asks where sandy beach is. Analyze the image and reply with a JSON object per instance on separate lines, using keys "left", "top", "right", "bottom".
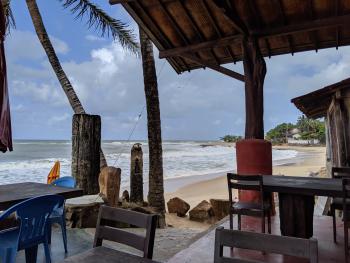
{"left": 164, "top": 145, "right": 326, "bottom": 229}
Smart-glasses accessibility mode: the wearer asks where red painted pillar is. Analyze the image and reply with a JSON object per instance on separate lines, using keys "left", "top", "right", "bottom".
{"left": 236, "top": 139, "right": 272, "bottom": 201}
{"left": 236, "top": 139, "right": 273, "bottom": 230}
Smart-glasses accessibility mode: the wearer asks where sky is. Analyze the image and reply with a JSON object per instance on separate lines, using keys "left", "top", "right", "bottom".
{"left": 5, "top": 0, "right": 350, "bottom": 141}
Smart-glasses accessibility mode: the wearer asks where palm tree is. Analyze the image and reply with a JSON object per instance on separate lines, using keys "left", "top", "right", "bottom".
{"left": 139, "top": 28, "right": 165, "bottom": 226}
{"left": 8, "top": 0, "right": 139, "bottom": 168}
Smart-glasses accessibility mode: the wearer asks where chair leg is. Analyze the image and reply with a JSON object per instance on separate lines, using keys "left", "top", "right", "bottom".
{"left": 332, "top": 206, "right": 337, "bottom": 243}
{"left": 345, "top": 224, "right": 349, "bottom": 263}
{"left": 2, "top": 248, "right": 16, "bottom": 263}
{"left": 59, "top": 216, "right": 68, "bottom": 253}
{"left": 262, "top": 213, "right": 266, "bottom": 234}
{"left": 48, "top": 221, "right": 52, "bottom": 245}
{"left": 238, "top": 214, "right": 241, "bottom": 231}
{"left": 267, "top": 211, "right": 271, "bottom": 234}
{"left": 44, "top": 240, "right": 52, "bottom": 263}
{"left": 25, "top": 245, "right": 38, "bottom": 263}
{"left": 229, "top": 212, "right": 233, "bottom": 230}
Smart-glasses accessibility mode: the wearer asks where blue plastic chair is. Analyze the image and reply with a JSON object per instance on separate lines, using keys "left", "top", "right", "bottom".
{"left": 49, "top": 176, "right": 76, "bottom": 253}
{"left": 0, "top": 194, "right": 64, "bottom": 263}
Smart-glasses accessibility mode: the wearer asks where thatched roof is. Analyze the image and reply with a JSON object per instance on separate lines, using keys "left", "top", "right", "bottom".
{"left": 291, "top": 78, "right": 350, "bottom": 118}
{"left": 110, "top": 0, "right": 350, "bottom": 77}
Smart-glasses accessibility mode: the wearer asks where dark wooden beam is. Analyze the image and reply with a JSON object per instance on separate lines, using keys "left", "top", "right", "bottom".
{"left": 109, "top": 0, "right": 135, "bottom": 4}
{"left": 159, "top": 34, "right": 243, "bottom": 58}
{"left": 211, "top": 0, "right": 248, "bottom": 35}
{"left": 130, "top": 1, "right": 191, "bottom": 71}
{"left": 181, "top": 53, "right": 244, "bottom": 82}
{"left": 306, "top": 0, "right": 319, "bottom": 52}
{"left": 253, "top": 14, "right": 350, "bottom": 38}
{"left": 274, "top": 0, "right": 294, "bottom": 55}
{"left": 201, "top": 0, "right": 233, "bottom": 64}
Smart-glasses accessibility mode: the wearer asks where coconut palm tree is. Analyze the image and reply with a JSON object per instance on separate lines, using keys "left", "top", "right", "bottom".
{"left": 139, "top": 28, "right": 165, "bottom": 226}
{"left": 5, "top": 0, "right": 139, "bottom": 167}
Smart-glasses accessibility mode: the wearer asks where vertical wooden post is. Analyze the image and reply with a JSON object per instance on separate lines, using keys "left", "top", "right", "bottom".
{"left": 242, "top": 37, "right": 266, "bottom": 139}
{"left": 72, "top": 114, "right": 101, "bottom": 195}
{"left": 130, "top": 143, "right": 144, "bottom": 204}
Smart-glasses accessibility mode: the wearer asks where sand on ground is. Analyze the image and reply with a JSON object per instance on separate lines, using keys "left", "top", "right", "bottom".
{"left": 165, "top": 145, "right": 326, "bottom": 229}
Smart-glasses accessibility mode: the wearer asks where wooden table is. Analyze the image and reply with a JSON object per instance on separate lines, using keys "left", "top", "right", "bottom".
{"left": 261, "top": 175, "right": 342, "bottom": 238}
{"left": 0, "top": 182, "right": 83, "bottom": 210}
{"left": 61, "top": 246, "right": 161, "bottom": 263}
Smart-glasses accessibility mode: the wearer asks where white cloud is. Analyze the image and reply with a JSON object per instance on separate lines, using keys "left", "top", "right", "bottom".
{"left": 48, "top": 113, "right": 70, "bottom": 125}
{"left": 85, "top": 35, "right": 106, "bottom": 42}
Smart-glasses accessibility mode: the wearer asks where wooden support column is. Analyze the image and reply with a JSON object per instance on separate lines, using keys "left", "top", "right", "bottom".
{"left": 242, "top": 37, "right": 266, "bottom": 139}
{"left": 72, "top": 114, "right": 101, "bottom": 195}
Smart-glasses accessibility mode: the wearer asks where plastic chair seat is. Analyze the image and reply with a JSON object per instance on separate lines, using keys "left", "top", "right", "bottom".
{"left": 0, "top": 227, "right": 19, "bottom": 248}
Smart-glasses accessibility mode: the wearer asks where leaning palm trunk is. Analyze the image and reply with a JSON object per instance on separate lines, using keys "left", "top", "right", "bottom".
{"left": 25, "top": 0, "right": 107, "bottom": 168}
{"left": 139, "top": 28, "right": 165, "bottom": 226}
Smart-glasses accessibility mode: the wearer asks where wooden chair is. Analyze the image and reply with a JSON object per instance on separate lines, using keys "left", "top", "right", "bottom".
{"left": 227, "top": 173, "right": 271, "bottom": 234}
{"left": 214, "top": 227, "right": 318, "bottom": 263}
{"left": 330, "top": 167, "right": 350, "bottom": 243}
{"left": 343, "top": 178, "right": 350, "bottom": 263}
{"left": 93, "top": 206, "right": 158, "bottom": 259}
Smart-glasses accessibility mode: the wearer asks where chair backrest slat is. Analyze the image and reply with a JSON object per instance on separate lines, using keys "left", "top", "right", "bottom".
{"left": 214, "top": 227, "right": 318, "bottom": 263}
{"left": 96, "top": 225, "right": 145, "bottom": 251}
{"left": 93, "top": 206, "right": 158, "bottom": 259}
{"left": 332, "top": 167, "right": 350, "bottom": 178}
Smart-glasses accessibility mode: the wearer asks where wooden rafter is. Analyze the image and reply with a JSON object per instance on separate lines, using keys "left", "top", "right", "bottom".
{"left": 201, "top": 0, "right": 234, "bottom": 64}
{"left": 181, "top": 53, "right": 244, "bottom": 81}
{"left": 306, "top": 0, "right": 319, "bottom": 52}
{"left": 253, "top": 14, "right": 350, "bottom": 38}
{"left": 159, "top": 34, "right": 243, "bottom": 58}
{"left": 130, "top": 1, "right": 191, "bottom": 71}
{"left": 274, "top": 0, "right": 294, "bottom": 55}
{"left": 160, "top": 14, "right": 350, "bottom": 59}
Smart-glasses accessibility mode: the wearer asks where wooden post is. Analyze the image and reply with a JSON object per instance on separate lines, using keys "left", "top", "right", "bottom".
{"left": 72, "top": 114, "right": 101, "bottom": 195}
{"left": 242, "top": 37, "right": 266, "bottom": 139}
{"left": 130, "top": 143, "right": 144, "bottom": 204}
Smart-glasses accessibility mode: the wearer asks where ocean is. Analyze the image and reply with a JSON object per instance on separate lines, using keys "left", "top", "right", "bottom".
{"left": 0, "top": 140, "right": 298, "bottom": 186}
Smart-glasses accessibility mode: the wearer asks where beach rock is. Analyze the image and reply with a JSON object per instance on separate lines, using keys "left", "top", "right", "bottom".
{"left": 167, "top": 197, "right": 190, "bottom": 217}
{"left": 65, "top": 194, "right": 105, "bottom": 228}
{"left": 210, "top": 199, "right": 231, "bottom": 220}
{"left": 189, "top": 200, "right": 214, "bottom": 223}
{"left": 122, "top": 190, "right": 130, "bottom": 203}
{"left": 98, "top": 166, "right": 121, "bottom": 207}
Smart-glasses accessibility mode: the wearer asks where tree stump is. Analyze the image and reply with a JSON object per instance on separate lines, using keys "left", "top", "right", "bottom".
{"left": 98, "top": 166, "right": 121, "bottom": 207}
{"left": 72, "top": 114, "right": 101, "bottom": 195}
{"left": 130, "top": 143, "right": 144, "bottom": 204}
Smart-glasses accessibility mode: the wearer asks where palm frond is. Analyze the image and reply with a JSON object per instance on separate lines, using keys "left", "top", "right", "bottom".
{"left": 60, "top": 0, "right": 139, "bottom": 55}
{"left": 2, "top": 0, "right": 16, "bottom": 33}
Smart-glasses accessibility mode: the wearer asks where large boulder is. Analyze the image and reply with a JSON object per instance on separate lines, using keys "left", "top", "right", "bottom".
{"left": 99, "top": 166, "right": 121, "bottom": 207}
{"left": 167, "top": 197, "right": 190, "bottom": 217}
{"left": 189, "top": 200, "right": 214, "bottom": 223}
{"left": 65, "top": 195, "right": 105, "bottom": 228}
{"left": 210, "top": 199, "right": 231, "bottom": 220}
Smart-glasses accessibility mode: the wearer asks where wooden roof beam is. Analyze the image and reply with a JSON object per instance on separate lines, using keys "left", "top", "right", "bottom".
{"left": 253, "top": 14, "right": 350, "bottom": 38}
{"left": 274, "top": 0, "right": 294, "bottom": 55}
{"left": 159, "top": 34, "right": 243, "bottom": 58}
{"left": 201, "top": 0, "right": 233, "bottom": 65}
{"left": 306, "top": 0, "right": 319, "bottom": 52}
{"left": 181, "top": 53, "right": 244, "bottom": 82}
{"left": 109, "top": 0, "right": 135, "bottom": 4}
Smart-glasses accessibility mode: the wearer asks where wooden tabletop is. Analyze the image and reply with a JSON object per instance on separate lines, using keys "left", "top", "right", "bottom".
{"left": 262, "top": 175, "right": 343, "bottom": 197}
{"left": 0, "top": 182, "right": 83, "bottom": 210}
{"left": 61, "top": 246, "right": 160, "bottom": 263}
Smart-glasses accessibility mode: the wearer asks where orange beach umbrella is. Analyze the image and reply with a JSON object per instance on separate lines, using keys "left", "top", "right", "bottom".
{"left": 47, "top": 161, "right": 60, "bottom": 184}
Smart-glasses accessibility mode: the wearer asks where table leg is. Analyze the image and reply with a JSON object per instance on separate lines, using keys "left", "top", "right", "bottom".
{"left": 279, "top": 193, "right": 315, "bottom": 238}
{"left": 25, "top": 245, "right": 38, "bottom": 263}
